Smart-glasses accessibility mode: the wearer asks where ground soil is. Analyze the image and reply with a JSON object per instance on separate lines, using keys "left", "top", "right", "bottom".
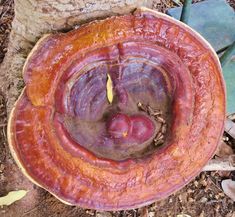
{"left": 0, "top": 0, "right": 235, "bottom": 216}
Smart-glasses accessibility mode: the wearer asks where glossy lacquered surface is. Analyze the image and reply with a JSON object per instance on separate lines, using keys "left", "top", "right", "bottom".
{"left": 8, "top": 8, "right": 225, "bottom": 210}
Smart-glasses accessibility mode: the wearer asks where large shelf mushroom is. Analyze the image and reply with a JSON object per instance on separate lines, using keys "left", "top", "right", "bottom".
{"left": 8, "top": 8, "right": 225, "bottom": 210}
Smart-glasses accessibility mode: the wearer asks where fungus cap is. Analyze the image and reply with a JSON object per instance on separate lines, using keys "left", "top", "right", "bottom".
{"left": 8, "top": 8, "right": 225, "bottom": 210}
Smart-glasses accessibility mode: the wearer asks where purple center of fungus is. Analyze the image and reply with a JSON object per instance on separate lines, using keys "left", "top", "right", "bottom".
{"left": 107, "top": 113, "right": 131, "bottom": 139}
{"left": 107, "top": 113, "right": 155, "bottom": 143}
{"left": 53, "top": 42, "right": 176, "bottom": 161}
{"left": 130, "top": 115, "right": 155, "bottom": 143}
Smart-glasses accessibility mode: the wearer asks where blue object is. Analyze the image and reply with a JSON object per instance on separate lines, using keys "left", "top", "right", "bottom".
{"left": 167, "top": 0, "right": 235, "bottom": 52}
{"left": 222, "top": 49, "right": 235, "bottom": 114}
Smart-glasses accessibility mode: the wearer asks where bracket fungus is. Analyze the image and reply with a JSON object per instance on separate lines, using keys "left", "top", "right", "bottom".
{"left": 8, "top": 8, "right": 225, "bottom": 210}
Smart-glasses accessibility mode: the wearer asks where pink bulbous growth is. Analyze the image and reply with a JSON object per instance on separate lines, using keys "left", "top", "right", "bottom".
{"left": 130, "top": 115, "right": 155, "bottom": 143}
{"left": 107, "top": 113, "right": 131, "bottom": 139}
{"left": 107, "top": 113, "right": 155, "bottom": 143}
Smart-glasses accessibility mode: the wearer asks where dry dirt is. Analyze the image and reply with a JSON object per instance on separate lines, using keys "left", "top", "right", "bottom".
{"left": 0, "top": 0, "right": 235, "bottom": 216}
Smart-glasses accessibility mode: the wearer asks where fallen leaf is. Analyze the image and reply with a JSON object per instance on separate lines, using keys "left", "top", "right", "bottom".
{"left": 0, "top": 190, "right": 28, "bottom": 206}
{"left": 221, "top": 179, "right": 235, "bottom": 201}
{"left": 106, "top": 74, "right": 113, "bottom": 103}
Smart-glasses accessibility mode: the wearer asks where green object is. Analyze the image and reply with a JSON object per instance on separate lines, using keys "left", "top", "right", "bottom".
{"left": 220, "top": 41, "right": 235, "bottom": 67}
{"left": 167, "top": 0, "right": 235, "bottom": 113}
{"left": 167, "top": 0, "right": 235, "bottom": 52}
{"left": 222, "top": 50, "right": 235, "bottom": 114}
{"left": 180, "top": 0, "right": 192, "bottom": 24}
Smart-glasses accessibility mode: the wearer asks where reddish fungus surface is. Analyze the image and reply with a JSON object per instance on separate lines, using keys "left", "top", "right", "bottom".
{"left": 8, "top": 8, "right": 225, "bottom": 210}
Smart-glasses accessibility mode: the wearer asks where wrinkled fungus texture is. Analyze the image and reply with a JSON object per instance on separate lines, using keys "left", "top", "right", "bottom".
{"left": 8, "top": 9, "right": 225, "bottom": 210}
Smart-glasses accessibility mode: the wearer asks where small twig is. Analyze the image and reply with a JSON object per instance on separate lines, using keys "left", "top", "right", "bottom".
{"left": 154, "top": 139, "right": 164, "bottom": 146}
{"left": 147, "top": 105, "right": 162, "bottom": 116}
{"left": 154, "top": 133, "right": 164, "bottom": 142}
{"left": 203, "top": 155, "right": 235, "bottom": 171}
{"left": 207, "top": 177, "right": 223, "bottom": 193}
{"left": 137, "top": 102, "right": 147, "bottom": 112}
{"left": 146, "top": 105, "right": 155, "bottom": 116}
{"left": 156, "top": 116, "right": 166, "bottom": 124}
{"left": 206, "top": 199, "right": 223, "bottom": 204}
